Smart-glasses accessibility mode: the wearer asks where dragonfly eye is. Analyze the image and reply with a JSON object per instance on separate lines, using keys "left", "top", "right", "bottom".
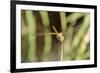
{"left": 57, "top": 33, "right": 64, "bottom": 42}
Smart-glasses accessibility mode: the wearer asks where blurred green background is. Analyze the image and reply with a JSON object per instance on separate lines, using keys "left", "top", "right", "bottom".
{"left": 21, "top": 10, "right": 90, "bottom": 63}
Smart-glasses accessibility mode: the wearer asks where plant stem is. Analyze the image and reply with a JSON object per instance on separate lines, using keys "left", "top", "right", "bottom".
{"left": 25, "top": 11, "right": 37, "bottom": 62}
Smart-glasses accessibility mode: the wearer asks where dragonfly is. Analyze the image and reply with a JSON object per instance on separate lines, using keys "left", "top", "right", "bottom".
{"left": 32, "top": 25, "right": 64, "bottom": 42}
{"left": 32, "top": 25, "right": 65, "bottom": 61}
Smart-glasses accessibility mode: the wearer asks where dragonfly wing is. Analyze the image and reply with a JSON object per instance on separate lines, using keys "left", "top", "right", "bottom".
{"left": 32, "top": 32, "right": 58, "bottom": 36}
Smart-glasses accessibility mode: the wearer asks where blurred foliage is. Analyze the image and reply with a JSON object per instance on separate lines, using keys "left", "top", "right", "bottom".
{"left": 21, "top": 10, "right": 90, "bottom": 62}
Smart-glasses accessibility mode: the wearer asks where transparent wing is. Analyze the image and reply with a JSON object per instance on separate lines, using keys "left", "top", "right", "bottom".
{"left": 32, "top": 32, "right": 58, "bottom": 36}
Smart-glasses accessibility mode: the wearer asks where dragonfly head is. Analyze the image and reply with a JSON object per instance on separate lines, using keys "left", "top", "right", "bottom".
{"left": 56, "top": 33, "right": 64, "bottom": 42}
